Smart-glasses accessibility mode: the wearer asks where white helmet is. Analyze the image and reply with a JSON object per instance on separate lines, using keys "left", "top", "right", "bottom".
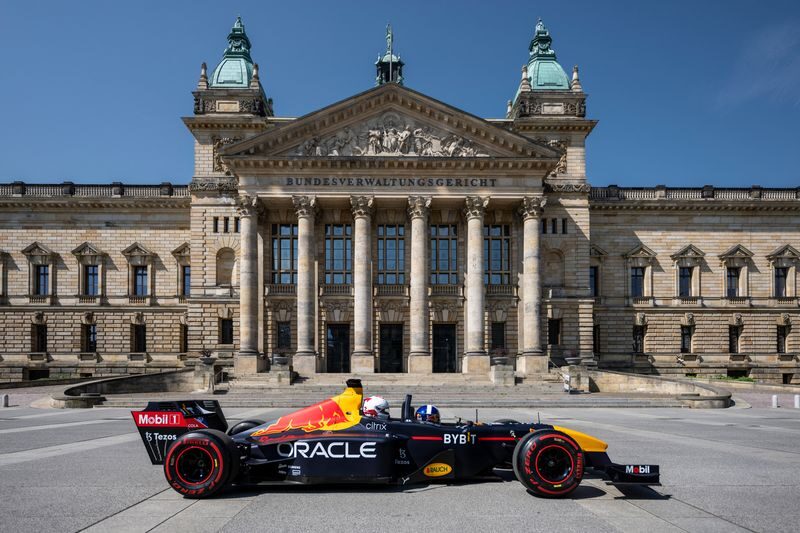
{"left": 363, "top": 396, "right": 390, "bottom": 419}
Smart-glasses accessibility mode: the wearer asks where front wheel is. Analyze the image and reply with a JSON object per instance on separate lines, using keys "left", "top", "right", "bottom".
{"left": 512, "top": 430, "right": 584, "bottom": 498}
{"left": 164, "top": 429, "right": 238, "bottom": 498}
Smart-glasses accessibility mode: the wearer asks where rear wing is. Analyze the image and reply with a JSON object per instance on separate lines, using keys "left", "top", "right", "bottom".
{"left": 132, "top": 400, "right": 228, "bottom": 465}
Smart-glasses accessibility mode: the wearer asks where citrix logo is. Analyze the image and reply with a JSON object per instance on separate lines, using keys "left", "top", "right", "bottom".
{"left": 276, "top": 441, "right": 378, "bottom": 459}
{"left": 364, "top": 421, "right": 387, "bottom": 432}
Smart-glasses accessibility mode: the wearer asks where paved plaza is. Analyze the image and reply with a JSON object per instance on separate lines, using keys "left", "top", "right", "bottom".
{"left": 0, "top": 387, "right": 799, "bottom": 533}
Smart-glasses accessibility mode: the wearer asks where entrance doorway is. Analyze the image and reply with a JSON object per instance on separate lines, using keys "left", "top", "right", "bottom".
{"left": 433, "top": 324, "right": 457, "bottom": 373}
{"left": 326, "top": 324, "right": 350, "bottom": 373}
{"left": 379, "top": 324, "right": 404, "bottom": 373}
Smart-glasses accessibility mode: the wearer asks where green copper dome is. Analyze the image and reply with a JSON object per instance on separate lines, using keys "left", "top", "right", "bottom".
{"left": 524, "top": 19, "right": 570, "bottom": 91}
{"left": 210, "top": 17, "right": 254, "bottom": 88}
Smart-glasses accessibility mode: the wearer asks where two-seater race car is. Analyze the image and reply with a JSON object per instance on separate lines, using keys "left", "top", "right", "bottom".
{"left": 132, "top": 379, "right": 659, "bottom": 498}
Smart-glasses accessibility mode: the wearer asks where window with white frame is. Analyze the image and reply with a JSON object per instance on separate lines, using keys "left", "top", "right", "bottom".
{"left": 767, "top": 245, "right": 799, "bottom": 299}
{"left": 671, "top": 245, "right": 705, "bottom": 298}
{"left": 122, "top": 243, "right": 155, "bottom": 299}
{"left": 624, "top": 244, "right": 656, "bottom": 301}
{"left": 22, "top": 242, "right": 56, "bottom": 298}
{"left": 72, "top": 242, "right": 106, "bottom": 298}
{"left": 719, "top": 245, "right": 752, "bottom": 299}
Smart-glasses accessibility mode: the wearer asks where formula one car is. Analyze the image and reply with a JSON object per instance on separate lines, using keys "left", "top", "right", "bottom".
{"left": 132, "top": 379, "right": 659, "bottom": 498}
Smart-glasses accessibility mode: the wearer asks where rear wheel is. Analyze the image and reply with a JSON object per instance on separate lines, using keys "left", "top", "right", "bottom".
{"left": 227, "top": 419, "right": 265, "bottom": 436}
{"left": 513, "top": 430, "right": 584, "bottom": 498}
{"left": 164, "top": 429, "right": 239, "bottom": 498}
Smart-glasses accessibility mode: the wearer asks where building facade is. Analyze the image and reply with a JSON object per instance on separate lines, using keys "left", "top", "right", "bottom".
{"left": 1, "top": 19, "right": 798, "bottom": 384}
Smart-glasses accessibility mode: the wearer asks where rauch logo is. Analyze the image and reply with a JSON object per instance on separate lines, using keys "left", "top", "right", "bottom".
{"left": 423, "top": 463, "right": 453, "bottom": 477}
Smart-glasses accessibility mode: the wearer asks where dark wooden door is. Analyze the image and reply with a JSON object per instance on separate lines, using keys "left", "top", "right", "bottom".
{"left": 432, "top": 324, "right": 457, "bottom": 373}
{"left": 379, "top": 324, "right": 404, "bottom": 373}
{"left": 326, "top": 324, "right": 350, "bottom": 373}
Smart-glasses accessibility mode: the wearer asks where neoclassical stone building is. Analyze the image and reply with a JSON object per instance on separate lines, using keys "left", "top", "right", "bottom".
{"left": 1, "top": 19, "right": 798, "bottom": 384}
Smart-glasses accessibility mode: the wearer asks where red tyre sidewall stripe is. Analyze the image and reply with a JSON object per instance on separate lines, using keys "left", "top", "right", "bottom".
{"left": 533, "top": 443, "right": 574, "bottom": 485}
{"left": 165, "top": 437, "right": 226, "bottom": 494}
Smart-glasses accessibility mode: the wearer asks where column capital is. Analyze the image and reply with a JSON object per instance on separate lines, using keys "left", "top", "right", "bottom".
{"left": 407, "top": 196, "right": 432, "bottom": 219}
{"left": 350, "top": 195, "right": 374, "bottom": 219}
{"left": 236, "top": 194, "right": 263, "bottom": 218}
{"left": 518, "top": 196, "right": 547, "bottom": 220}
{"left": 292, "top": 195, "right": 317, "bottom": 219}
{"left": 463, "top": 195, "right": 489, "bottom": 220}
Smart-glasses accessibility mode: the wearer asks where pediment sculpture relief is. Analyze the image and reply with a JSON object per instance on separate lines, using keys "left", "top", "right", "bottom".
{"left": 289, "top": 112, "right": 489, "bottom": 157}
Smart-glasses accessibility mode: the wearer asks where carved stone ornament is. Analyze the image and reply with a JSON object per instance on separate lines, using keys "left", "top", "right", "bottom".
{"left": 545, "top": 182, "right": 592, "bottom": 193}
{"left": 236, "top": 194, "right": 262, "bottom": 218}
{"left": 212, "top": 136, "right": 242, "bottom": 174}
{"left": 188, "top": 178, "right": 238, "bottom": 192}
{"left": 731, "top": 313, "right": 744, "bottom": 326}
{"left": 407, "top": 196, "right": 432, "bottom": 219}
{"left": 683, "top": 313, "right": 695, "bottom": 326}
{"left": 779, "top": 313, "right": 791, "bottom": 326}
{"left": 32, "top": 311, "right": 46, "bottom": 325}
{"left": 535, "top": 138, "right": 568, "bottom": 177}
{"left": 518, "top": 196, "right": 546, "bottom": 220}
{"left": 635, "top": 312, "right": 648, "bottom": 326}
{"left": 217, "top": 306, "right": 234, "bottom": 319}
{"left": 350, "top": 195, "right": 375, "bottom": 218}
{"left": 431, "top": 302, "right": 457, "bottom": 322}
{"left": 292, "top": 195, "right": 317, "bottom": 218}
{"left": 325, "top": 301, "right": 351, "bottom": 322}
{"left": 82, "top": 312, "right": 95, "bottom": 325}
{"left": 132, "top": 312, "right": 145, "bottom": 326}
{"left": 289, "top": 112, "right": 489, "bottom": 157}
{"left": 179, "top": 312, "right": 188, "bottom": 326}
{"left": 463, "top": 196, "right": 489, "bottom": 219}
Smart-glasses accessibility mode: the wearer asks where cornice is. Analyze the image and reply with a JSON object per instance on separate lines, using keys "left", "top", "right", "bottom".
{"left": 182, "top": 116, "right": 271, "bottom": 131}
{"left": 0, "top": 198, "right": 190, "bottom": 210}
{"left": 590, "top": 201, "right": 800, "bottom": 212}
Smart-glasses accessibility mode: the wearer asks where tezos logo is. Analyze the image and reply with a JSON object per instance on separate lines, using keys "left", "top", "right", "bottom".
{"left": 625, "top": 465, "right": 650, "bottom": 474}
{"left": 364, "top": 421, "right": 387, "bottom": 432}
{"left": 137, "top": 413, "right": 180, "bottom": 426}
{"left": 277, "top": 441, "right": 378, "bottom": 459}
{"left": 423, "top": 463, "right": 453, "bottom": 477}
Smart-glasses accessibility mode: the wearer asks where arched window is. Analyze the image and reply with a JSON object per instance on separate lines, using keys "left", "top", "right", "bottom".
{"left": 216, "top": 248, "right": 236, "bottom": 286}
{"left": 543, "top": 250, "right": 565, "bottom": 288}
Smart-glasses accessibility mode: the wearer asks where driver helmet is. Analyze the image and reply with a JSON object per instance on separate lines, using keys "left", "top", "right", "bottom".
{"left": 415, "top": 404, "right": 440, "bottom": 423}
{"left": 363, "top": 396, "right": 390, "bottom": 419}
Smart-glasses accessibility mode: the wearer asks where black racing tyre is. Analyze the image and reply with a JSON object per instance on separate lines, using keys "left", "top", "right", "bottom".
{"left": 493, "top": 419, "right": 521, "bottom": 424}
{"left": 512, "top": 429, "right": 584, "bottom": 498}
{"left": 164, "top": 429, "right": 239, "bottom": 498}
{"left": 227, "top": 419, "right": 265, "bottom": 436}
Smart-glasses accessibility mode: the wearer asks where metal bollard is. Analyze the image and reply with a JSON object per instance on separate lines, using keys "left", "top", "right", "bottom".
{"left": 772, "top": 395, "right": 779, "bottom": 408}
{"left": 0, "top": 394, "right": 8, "bottom": 408}
{"left": 794, "top": 395, "right": 799, "bottom": 409}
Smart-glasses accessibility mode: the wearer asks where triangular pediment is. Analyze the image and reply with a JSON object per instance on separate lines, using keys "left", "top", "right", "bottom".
{"left": 624, "top": 243, "right": 657, "bottom": 259}
{"left": 767, "top": 244, "right": 800, "bottom": 260}
{"left": 22, "top": 241, "right": 55, "bottom": 257}
{"left": 590, "top": 244, "right": 608, "bottom": 257}
{"left": 671, "top": 244, "right": 705, "bottom": 260}
{"left": 71, "top": 242, "right": 105, "bottom": 257}
{"left": 223, "top": 84, "right": 561, "bottom": 161}
{"left": 718, "top": 244, "right": 753, "bottom": 260}
{"left": 171, "top": 242, "right": 190, "bottom": 258}
{"left": 122, "top": 242, "right": 155, "bottom": 257}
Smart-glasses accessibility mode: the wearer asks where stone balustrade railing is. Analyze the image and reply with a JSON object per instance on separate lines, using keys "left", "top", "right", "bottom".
{"left": 591, "top": 185, "right": 800, "bottom": 201}
{"left": 0, "top": 181, "right": 189, "bottom": 198}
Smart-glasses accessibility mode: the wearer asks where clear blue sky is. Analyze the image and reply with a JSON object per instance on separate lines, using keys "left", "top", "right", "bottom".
{"left": 1, "top": 0, "right": 798, "bottom": 187}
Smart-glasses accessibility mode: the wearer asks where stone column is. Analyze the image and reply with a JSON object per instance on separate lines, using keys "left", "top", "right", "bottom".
{"left": 518, "top": 196, "right": 547, "bottom": 375}
{"left": 351, "top": 195, "right": 375, "bottom": 372}
{"left": 463, "top": 196, "right": 489, "bottom": 374}
{"left": 408, "top": 196, "right": 432, "bottom": 373}
{"left": 293, "top": 195, "right": 318, "bottom": 375}
{"left": 235, "top": 194, "right": 265, "bottom": 375}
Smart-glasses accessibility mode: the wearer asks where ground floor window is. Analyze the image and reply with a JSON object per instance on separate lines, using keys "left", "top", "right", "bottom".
{"left": 276, "top": 321, "right": 292, "bottom": 352}
{"left": 220, "top": 318, "right": 234, "bottom": 345}
{"left": 490, "top": 322, "right": 506, "bottom": 354}
{"left": 729, "top": 325, "right": 742, "bottom": 354}
{"left": 132, "top": 324, "right": 146, "bottom": 352}
{"left": 82, "top": 324, "right": 97, "bottom": 352}
{"left": 547, "top": 319, "right": 561, "bottom": 346}
{"left": 32, "top": 324, "right": 47, "bottom": 352}
{"left": 632, "top": 325, "right": 645, "bottom": 353}
{"left": 593, "top": 324, "right": 601, "bottom": 354}
{"left": 777, "top": 325, "right": 789, "bottom": 354}
{"left": 680, "top": 326, "right": 693, "bottom": 354}
{"left": 180, "top": 324, "right": 188, "bottom": 353}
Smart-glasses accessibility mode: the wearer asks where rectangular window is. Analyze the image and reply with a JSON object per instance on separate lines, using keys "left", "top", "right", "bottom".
{"left": 180, "top": 324, "right": 188, "bottom": 353}
{"left": 593, "top": 324, "right": 601, "bottom": 354}
{"left": 133, "top": 266, "right": 148, "bottom": 296}
{"left": 34, "top": 265, "right": 49, "bottom": 295}
{"left": 377, "top": 225, "right": 405, "bottom": 285}
{"left": 220, "top": 318, "right": 233, "bottom": 345}
{"left": 82, "top": 324, "right": 97, "bottom": 352}
{"left": 271, "top": 224, "right": 298, "bottom": 284}
{"left": 728, "top": 325, "right": 741, "bottom": 354}
{"left": 551, "top": 219, "right": 557, "bottom": 234}
{"left": 181, "top": 265, "right": 191, "bottom": 296}
{"left": 490, "top": 322, "right": 506, "bottom": 352}
{"left": 430, "top": 225, "right": 458, "bottom": 285}
{"left": 483, "top": 224, "right": 510, "bottom": 285}
{"left": 84, "top": 265, "right": 99, "bottom": 296}
{"left": 562, "top": 218, "right": 568, "bottom": 234}
{"left": 234, "top": 217, "right": 240, "bottom": 233}
{"left": 777, "top": 325, "right": 788, "bottom": 354}
{"left": 680, "top": 326, "right": 693, "bottom": 354}
{"left": 679, "top": 267, "right": 693, "bottom": 297}
{"left": 223, "top": 217, "right": 230, "bottom": 233}
{"left": 630, "top": 267, "right": 645, "bottom": 298}
{"left": 213, "top": 217, "right": 219, "bottom": 233}
{"left": 132, "top": 324, "right": 146, "bottom": 352}
{"left": 541, "top": 219, "right": 547, "bottom": 234}
{"left": 324, "top": 224, "right": 352, "bottom": 284}
{"left": 276, "top": 321, "right": 292, "bottom": 351}
{"left": 547, "top": 318, "right": 561, "bottom": 346}
{"left": 726, "top": 267, "right": 740, "bottom": 298}
{"left": 32, "top": 324, "right": 47, "bottom": 352}
{"left": 589, "top": 265, "right": 599, "bottom": 297}
{"left": 633, "top": 325, "right": 645, "bottom": 353}
{"left": 775, "top": 267, "right": 788, "bottom": 297}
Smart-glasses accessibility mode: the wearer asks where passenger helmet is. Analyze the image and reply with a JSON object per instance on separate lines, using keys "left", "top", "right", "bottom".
{"left": 363, "top": 396, "right": 390, "bottom": 419}
{"left": 415, "top": 404, "right": 440, "bottom": 423}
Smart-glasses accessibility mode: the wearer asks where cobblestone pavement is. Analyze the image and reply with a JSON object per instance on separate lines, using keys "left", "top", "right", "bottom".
{"left": 0, "top": 387, "right": 799, "bottom": 532}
